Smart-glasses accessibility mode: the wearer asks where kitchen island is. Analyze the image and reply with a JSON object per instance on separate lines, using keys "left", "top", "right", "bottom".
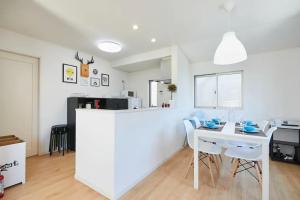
{"left": 75, "top": 108, "right": 187, "bottom": 199}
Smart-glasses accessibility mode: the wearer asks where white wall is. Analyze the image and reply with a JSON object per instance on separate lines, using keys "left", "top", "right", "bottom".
{"left": 127, "top": 67, "right": 162, "bottom": 107}
{"left": 0, "top": 28, "right": 128, "bottom": 155}
{"left": 191, "top": 48, "right": 300, "bottom": 122}
{"left": 171, "top": 46, "right": 193, "bottom": 111}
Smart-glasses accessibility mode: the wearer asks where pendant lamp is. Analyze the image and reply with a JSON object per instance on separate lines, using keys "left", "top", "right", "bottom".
{"left": 214, "top": 0, "right": 247, "bottom": 65}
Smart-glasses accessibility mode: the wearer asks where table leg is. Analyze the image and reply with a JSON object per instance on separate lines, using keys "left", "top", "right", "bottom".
{"left": 194, "top": 134, "right": 199, "bottom": 189}
{"left": 262, "top": 142, "right": 269, "bottom": 200}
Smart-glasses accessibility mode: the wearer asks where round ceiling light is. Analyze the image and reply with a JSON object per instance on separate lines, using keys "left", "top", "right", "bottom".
{"left": 132, "top": 24, "right": 139, "bottom": 30}
{"left": 151, "top": 38, "right": 156, "bottom": 43}
{"left": 97, "top": 41, "right": 122, "bottom": 53}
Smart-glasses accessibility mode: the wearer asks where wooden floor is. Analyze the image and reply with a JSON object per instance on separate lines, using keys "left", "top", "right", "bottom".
{"left": 4, "top": 148, "right": 300, "bottom": 200}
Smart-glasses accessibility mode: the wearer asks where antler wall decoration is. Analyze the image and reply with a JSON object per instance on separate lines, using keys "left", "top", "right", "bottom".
{"left": 75, "top": 51, "right": 94, "bottom": 78}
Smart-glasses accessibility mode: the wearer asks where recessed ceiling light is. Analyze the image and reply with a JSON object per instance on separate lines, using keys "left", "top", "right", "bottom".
{"left": 97, "top": 41, "right": 122, "bottom": 53}
{"left": 151, "top": 38, "right": 156, "bottom": 43}
{"left": 132, "top": 24, "right": 139, "bottom": 30}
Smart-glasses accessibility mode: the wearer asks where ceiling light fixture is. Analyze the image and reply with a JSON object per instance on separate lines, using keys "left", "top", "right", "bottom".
{"left": 132, "top": 24, "right": 139, "bottom": 30}
{"left": 214, "top": 0, "right": 247, "bottom": 65}
{"left": 151, "top": 38, "right": 156, "bottom": 43}
{"left": 97, "top": 41, "right": 122, "bottom": 53}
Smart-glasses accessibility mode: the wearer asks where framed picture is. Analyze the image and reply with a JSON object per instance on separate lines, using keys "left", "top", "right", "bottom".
{"left": 62, "top": 64, "right": 77, "bottom": 84}
{"left": 101, "top": 73, "right": 109, "bottom": 86}
{"left": 80, "top": 64, "right": 89, "bottom": 78}
{"left": 90, "top": 78, "right": 100, "bottom": 87}
{"left": 92, "top": 68, "right": 99, "bottom": 76}
{"left": 80, "top": 77, "right": 89, "bottom": 86}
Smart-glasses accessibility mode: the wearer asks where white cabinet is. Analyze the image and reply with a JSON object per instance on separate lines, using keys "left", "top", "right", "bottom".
{"left": 0, "top": 135, "right": 26, "bottom": 188}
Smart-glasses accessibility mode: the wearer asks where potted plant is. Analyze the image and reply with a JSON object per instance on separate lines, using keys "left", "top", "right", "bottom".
{"left": 168, "top": 84, "right": 177, "bottom": 108}
{"left": 168, "top": 84, "right": 177, "bottom": 100}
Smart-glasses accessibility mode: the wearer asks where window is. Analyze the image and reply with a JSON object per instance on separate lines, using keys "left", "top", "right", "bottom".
{"left": 150, "top": 81, "right": 158, "bottom": 107}
{"left": 194, "top": 71, "right": 242, "bottom": 108}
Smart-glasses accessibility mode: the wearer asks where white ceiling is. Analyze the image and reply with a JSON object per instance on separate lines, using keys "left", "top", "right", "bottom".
{"left": 0, "top": 0, "right": 299, "bottom": 63}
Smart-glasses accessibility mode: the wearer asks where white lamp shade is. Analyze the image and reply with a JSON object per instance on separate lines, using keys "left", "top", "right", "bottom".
{"left": 214, "top": 32, "right": 247, "bottom": 65}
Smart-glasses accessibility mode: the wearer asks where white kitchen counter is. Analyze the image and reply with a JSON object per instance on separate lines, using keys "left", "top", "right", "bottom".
{"left": 75, "top": 108, "right": 187, "bottom": 199}
{"left": 77, "top": 107, "right": 173, "bottom": 113}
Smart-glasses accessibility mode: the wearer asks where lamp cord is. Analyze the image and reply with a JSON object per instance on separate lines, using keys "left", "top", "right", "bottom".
{"left": 228, "top": 10, "right": 231, "bottom": 31}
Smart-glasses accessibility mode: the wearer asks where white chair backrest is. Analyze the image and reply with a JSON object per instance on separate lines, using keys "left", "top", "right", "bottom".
{"left": 195, "top": 111, "right": 205, "bottom": 119}
{"left": 265, "top": 126, "right": 277, "bottom": 141}
{"left": 192, "top": 116, "right": 201, "bottom": 128}
{"left": 258, "top": 120, "right": 269, "bottom": 133}
{"left": 183, "top": 120, "right": 195, "bottom": 149}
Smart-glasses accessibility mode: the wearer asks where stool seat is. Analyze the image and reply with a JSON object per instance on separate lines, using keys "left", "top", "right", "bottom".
{"left": 49, "top": 124, "right": 68, "bottom": 156}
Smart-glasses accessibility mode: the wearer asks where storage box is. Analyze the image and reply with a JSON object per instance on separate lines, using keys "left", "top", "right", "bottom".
{"left": 0, "top": 135, "right": 26, "bottom": 188}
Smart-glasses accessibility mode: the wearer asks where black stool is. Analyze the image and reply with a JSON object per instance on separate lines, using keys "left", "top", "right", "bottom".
{"left": 49, "top": 124, "right": 68, "bottom": 156}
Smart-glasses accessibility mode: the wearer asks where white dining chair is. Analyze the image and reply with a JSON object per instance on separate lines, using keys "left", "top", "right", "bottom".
{"left": 224, "top": 126, "right": 277, "bottom": 184}
{"left": 226, "top": 120, "right": 270, "bottom": 149}
{"left": 182, "top": 116, "right": 201, "bottom": 146}
{"left": 194, "top": 111, "right": 205, "bottom": 120}
{"left": 257, "top": 120, "right": 269, "bottom": 133}
{"left": 191, "top": 116, "right": 201, "bottom": 128}
{"left": 183, "top": 120, "right": 222, "bottom": 187}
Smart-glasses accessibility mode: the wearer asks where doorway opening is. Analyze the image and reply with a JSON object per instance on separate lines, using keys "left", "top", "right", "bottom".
{"left": 149, "top": 79, "right": 171, "bottom": 107}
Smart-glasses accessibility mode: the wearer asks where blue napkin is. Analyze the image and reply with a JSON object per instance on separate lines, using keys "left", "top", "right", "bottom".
{"left": 212, "top": 118, "right": 221, "bottom": 124}
{"left": 244, "top": 120, "right": 255, "bottom": 126}
{"left": 242, "top": 126, "right": 258, "bottom": 133}
{"left": 205, "top": 121, "right": 216, "bottom": 128}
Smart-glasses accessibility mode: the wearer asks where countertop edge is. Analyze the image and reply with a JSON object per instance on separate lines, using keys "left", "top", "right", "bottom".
{"left": 75, "top": 107, "right": 175, "bottom": 114}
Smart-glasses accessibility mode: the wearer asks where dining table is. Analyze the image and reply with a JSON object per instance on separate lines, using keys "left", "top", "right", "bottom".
{"left": 193, "top": 122, "right": 270, "bottom": 200}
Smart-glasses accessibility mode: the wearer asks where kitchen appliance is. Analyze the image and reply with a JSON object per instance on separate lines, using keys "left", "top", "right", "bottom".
{"left": 121, "top": 90, "right": 136, "bottom": 98}
{"left": 128, "top": 98, "right": 142, "bottom": 109}
{"left": 86, "top": 103, "right": 92, "bottom": 109}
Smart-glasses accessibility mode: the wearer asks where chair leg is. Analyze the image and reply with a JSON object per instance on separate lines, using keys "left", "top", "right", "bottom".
{"left": 53, "top": 133, "right": 56, "bottom": 152}
{"left": 66, "top": 132, "right": 69, "bottom": 152}
{"left": 207, "top": 155, "right": 215, "bottom": 187}
{"left": 58, "top": 132, "right": 61, "bottom": 153}
{"left": 232, "top": 159, "right": 240, "bottom": 177}
{"left": 254, "top": 162, "right": 262, "bottom": 185}
{"left": 213, "top": 155, "right": 220, "bottom": 173}
{"left": 219, "top": 155, "right": 223, "bottom": 163}
{"left": 62, "top": 133, "right": 65, "bottom": 156}
{"left": 64, "top": 133, "right": 67, "bottom": 154}
{"left": 184, "top": 155, "right": 194, "bottom": 178}
{"left": 231, "top": 159, "right": 236, "bottom": 176}
{"left": 257, "top": 161, "right": 262, "bottom": 173}
{"left": 49, "top": 132, "right": 53, "bottom": 156}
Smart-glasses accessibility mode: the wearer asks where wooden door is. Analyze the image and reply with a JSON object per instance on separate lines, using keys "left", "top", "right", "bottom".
{"left": 0, "top": 50, "right": 38, "bottom": 157}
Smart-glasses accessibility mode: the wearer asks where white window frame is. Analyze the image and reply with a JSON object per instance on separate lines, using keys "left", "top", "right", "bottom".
{"left": 194, "top": 71, "right": 243, "bottom": 109}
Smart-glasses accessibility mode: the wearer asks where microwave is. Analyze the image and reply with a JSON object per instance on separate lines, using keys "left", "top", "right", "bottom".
{"left": 121, "top": 90, "right": 136, "bottom": 98}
